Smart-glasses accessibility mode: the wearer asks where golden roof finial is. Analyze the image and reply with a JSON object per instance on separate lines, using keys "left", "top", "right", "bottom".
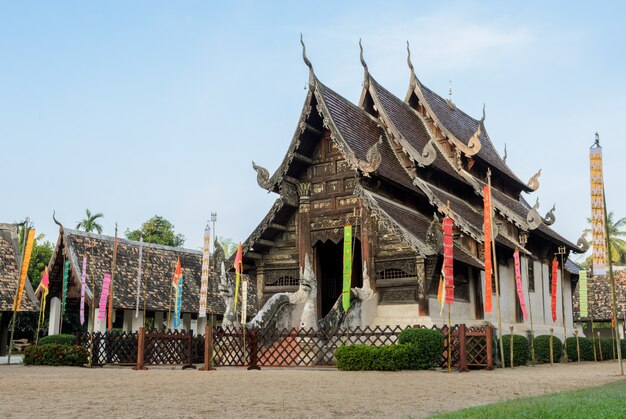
{"left": 300, "top": 33, "right": 313, "bottom": 72}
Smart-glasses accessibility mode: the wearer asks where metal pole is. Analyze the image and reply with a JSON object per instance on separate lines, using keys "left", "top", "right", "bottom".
{"left": 488, "top": 170, "right": 505, "bottom": 367}
{"left": 603, "top": 192, "right": 623, "bottom": 375}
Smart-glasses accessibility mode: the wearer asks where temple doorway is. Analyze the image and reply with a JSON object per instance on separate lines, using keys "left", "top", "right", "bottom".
{"left": 315, "top": 238, "right": 362, "bottom": 317}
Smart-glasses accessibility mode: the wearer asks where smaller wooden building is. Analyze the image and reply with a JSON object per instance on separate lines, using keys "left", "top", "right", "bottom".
{"left": 45, "top": 221, "right": 257, "bottom": 335}
{"left": 572, "top": 263, "right": 626, "bottom": 340}
{"left": 0, "top": 223, "right": 39, "bottom": 355}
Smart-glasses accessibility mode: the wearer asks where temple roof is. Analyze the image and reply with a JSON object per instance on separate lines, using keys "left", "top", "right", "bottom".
{"left": 415, "top": 81, "right": 530, "bottom": 192}
{"left": 0, "top": 223, "right": 38, "bottom": 312}
{"left": 47, "top": 227, "right": 257, "bottom": 316}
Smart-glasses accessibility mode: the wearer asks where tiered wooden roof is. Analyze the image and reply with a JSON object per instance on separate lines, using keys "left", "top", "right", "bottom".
{"left": 0, "top": 223, "right": 38, "bottom": 312}
{"left": 47, "top": 224, "right": 257, "bottom": 316}
{"left": 240, "top": 41, "right": 581, "bottom": 268}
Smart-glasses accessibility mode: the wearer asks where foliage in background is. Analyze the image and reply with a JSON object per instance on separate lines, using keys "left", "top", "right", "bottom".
{"left": 125, "top": 215, "right": 185, "bottom": 247}
{"left": 534, "top": 335, "right": 563, "bottom": 363}
{"left": 75, "top": 208, "right": 104, "bottom": 234}
{"left": 217, "top": 236, "right": 238, "bottom": 258}
{"left": 581, "top": 212, "right": 626, "bottom": 266}
{"left": 24, "top": 344, "right": 87, "bottom": 366}
{"left": 501, "top": 334, "right": 530, "bottom": 367}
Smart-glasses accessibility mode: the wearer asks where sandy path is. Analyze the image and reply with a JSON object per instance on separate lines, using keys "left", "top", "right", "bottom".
{"left": 0, "top": 362, "right": 623, "bottom": 418}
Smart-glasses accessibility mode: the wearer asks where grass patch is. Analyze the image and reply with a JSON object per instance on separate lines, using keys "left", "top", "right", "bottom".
{"left": 430, "top": 379, "right": 626, "bottom": 418}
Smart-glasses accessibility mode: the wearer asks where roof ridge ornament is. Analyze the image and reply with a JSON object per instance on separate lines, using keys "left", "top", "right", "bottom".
{"left": 359, "top": 38, "right": 370, "bottom": 88}
{"left": 251, "top": 161, "right": 273, "bottom": 190}
{"left": 526, "top": 197, "right": 542, "bottom": 230}
{"left": 542, "top": 204, "right": 556, "bottom": 226}
{"left": 481, "top": 103, "right": 486, "bottom": 122}
{"left": 503, "top": 142, "right": 507, "bottom": 163}
{"left": 446, "top": 80, "right": 456, "bottom": 109}
{"left": 357, "top": 136, "right": 382, "bottom": 175}
{"left": 300, "top": 33, "right": 313, "bottom": 73}
{"left": 406, "top": 40, "right": 414, "bottom": 73}
{"left": 576, "top": 232, "right": 590, "bottom": 253}
{"left": 527, "top": 169, "right": 541, "bottom": 191}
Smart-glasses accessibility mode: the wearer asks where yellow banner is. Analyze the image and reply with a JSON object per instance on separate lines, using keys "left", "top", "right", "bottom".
{"left": 590, "top": 147, "right": 607, "bottom": 275}
{"left": 13, "top": 228, "right": 35, "bottom": 311}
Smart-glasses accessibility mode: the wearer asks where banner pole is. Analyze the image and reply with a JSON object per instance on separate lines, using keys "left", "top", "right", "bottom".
{"left": 488, "top": 170, "right": 505, "bottom": 367}
{"left": 447, "top": 303, "right": 452, "bottom": 373}
{"left": 558, "top": 249, "right": 568, "bottom": 364}
{"left": 8, "top": 220, "right": 30, "bottom": 365}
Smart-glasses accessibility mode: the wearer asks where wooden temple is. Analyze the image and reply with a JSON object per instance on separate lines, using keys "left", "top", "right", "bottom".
{"left": 239, "top": 40, "right": 584, "bottom": 336}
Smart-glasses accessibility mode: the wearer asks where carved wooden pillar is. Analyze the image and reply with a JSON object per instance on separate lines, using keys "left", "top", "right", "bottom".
{"left": 297, "top": 182, "right": 312, "bottom": 268}
{"left": 255, "top": 260, "right": 265, "bottom": 310}
{"left": 360, "top": 199, "right": 375, "bottom": 292}
{"left": 416, "top": 255, "right": 428, "bottom": 316}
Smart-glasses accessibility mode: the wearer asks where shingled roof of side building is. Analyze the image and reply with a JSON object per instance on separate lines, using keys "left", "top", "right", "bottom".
{"left": 0, "top": 223, "right": 39, "bottom": 312}
{"left": 46, "top": 224, "right": 257, "bottom": 316}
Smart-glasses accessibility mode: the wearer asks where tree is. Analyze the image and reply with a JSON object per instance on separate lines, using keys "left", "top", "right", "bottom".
{"left": 28, "top": 234, "right": 54, "bottom": 288}
{"left": 75, "top": 209, "right": 104, "bottom": 234}
{"left": 125, "top": 215, "right": 185, "bottom": 247}
{"left": 584, "top": 212, "right": 626, "bottom": 265}
{"left": 218, "top": 236, "right": 238, "bottom": 258}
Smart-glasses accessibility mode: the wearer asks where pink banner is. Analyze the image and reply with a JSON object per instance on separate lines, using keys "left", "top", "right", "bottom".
{"left": 98, "top": 274, "right": 111, "bottom": 321}
{"left": 513, "top": 250, "right": 528, "bottom": 320}
{"left": 443, "top": 217, "right": 454, "bottom": 304}
{"left": 80, "top": 255, "right": 87, "bottom": 324}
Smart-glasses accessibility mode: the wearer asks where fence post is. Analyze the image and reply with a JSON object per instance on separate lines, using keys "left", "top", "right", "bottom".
{"left": 199, "top": 324, "right": 216, "bottom": 371}
{"left": 182, "top": 330, "right": 197, "bottom": 370}
{"left": 247, "top": 328, "right": 261, "bottom": 370}
{"left": 133, "top": 327, "right": 147, "bottom": 370}
{"left": 486, "top": 325, "right": 494, "bottom": 370}
{"left": 458, "top": 324, "right": 468, "bottom": 372}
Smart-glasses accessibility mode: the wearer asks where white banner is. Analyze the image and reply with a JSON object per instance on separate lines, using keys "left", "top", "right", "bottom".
{"left": 590, "top": 147, "right": 607, "bottom": 275}
{"left": 199, "top": 227, "right": 210, "bottom": 318}
{"left": 240, "top": 279, "right": 248, "bottom": 324}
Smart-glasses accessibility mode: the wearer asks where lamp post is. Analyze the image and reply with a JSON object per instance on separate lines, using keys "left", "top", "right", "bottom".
{"left": 557, "top": 245, "right": 568, "bottom": 363}
{"left": 519, "top": 231, "right": 535, "bottom": 366}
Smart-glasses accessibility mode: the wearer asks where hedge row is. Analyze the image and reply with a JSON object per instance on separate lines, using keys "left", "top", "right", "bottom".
{"left": 501, "top": 334, "right": 530, "bottom": 367}
{"left": 335, "top": 328, "right": 443, "bottom": 371}
{"left": 534, "top": 335, "right": 563, "bottom": 363}
{"left": 24, "top": 344, "right": 87, "bottom": 366}
{"left": 37, "top": 334, "right": 77, "bottom": 346}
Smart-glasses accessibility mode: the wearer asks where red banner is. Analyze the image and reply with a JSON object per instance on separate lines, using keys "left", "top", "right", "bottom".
{"left": 513, "top": 249, "right": 528, "bottom": 320}
{"left": 483, "top": 186, "right": 493, "bottom": 312}
{"left": 443, "top": 217, "right": 454, "bottom": 304}
{"left": 551, "top": 258, "right": 558, "bottom": 323}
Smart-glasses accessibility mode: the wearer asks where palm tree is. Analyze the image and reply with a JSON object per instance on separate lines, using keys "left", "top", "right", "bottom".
{"left": 76, "top": 209, "right": 104, "bottom": 234}
{"left": 585, "top": 212, "right": 626, "bottom": 264}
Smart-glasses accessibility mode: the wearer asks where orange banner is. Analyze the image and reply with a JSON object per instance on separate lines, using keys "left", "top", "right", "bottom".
{"left": 483, "top": 186, "right": 493, "bottom": 313}
{"left": 13, "top": 228, "right": 35, "bottom": 312}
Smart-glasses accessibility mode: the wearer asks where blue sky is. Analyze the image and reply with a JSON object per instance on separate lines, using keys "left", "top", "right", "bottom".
{"left": 1, "top": 1, "right": 625, "bottom": 260}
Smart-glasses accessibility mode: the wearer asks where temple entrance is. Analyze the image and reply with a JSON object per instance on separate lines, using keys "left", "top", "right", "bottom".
{"left": 315, "top": 238, "right": 362, "bottom": 318}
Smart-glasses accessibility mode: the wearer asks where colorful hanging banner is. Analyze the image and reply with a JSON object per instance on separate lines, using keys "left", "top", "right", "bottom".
{"left": 240, "top": 279, "right": 248, "bottom": 324}
{"left": 342, "top": 225, "right": 353, "bottom": 311}
{"left": 233, "top": 243, "right": 243, "bottom": 311}
{"left": 443, "top": 217, "right": 454, "bottom": 304}
{"left": 37, "top": 267, "right": 50, "bottom": 336}
{"left": 109, "top": 225, "right": 119, "bottom": 330}
{"left": 579, "top": 270, "right": 588, "bottom": 318}
{"left": 135, "top": 236, "right": 143, "bottom": 318}
{"left": 589, "top": 146, "right": 607, "bottom": 275}
{"left": 173, "top": 257, "right": 183, "bottom": 329}
{"left": 551, "top": 258, "right": 558, "bottom": 323}
{"left": 61, "top": 259, "right": 69, "bottom": 315}
{"left": 513, "top": 249, "right": 528, "bottom": 320}
{"left": 98, "top": 274, "right": 111, "bottom": 321}
{"left": 199, "top": 227, "right": 210, "bottom": 318}
{"left": 13, "top": 228, "right": 35, "bottom": 312}
{"left": 483, "top": 185, "right": 493, "bottom": 313}
{"left": 438, "top": 274, "right": 446, "bottom": 316}
{"left": 80, "top": 255, "right": 87, "bottom": 325}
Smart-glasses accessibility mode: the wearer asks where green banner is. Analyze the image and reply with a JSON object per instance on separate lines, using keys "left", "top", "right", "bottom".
{"left": 62, "top": 259, "right": 69, "bottom": 315}
{"left": 342, "top": 225, "right": 352, "bottom": 312}
{"left": 579, "top": 270, "right": 588, "bottom": 318}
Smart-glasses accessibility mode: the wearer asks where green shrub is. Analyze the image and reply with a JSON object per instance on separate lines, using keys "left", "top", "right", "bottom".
{"left": 398, "top": 328, "right": 444, "bottom": 369}
{"left": 501, "top": 334, "right": 529, "bottom": 367}
{"left": 38, "top": 334, "right": 77, "bottom": 346}
{"left": 565, "top": 336, "right": 594, "bottom": 362}
{"left": 335, "top": 344, "right": 377, "bottom": 371}
{"left": 24, "top": 344, "right": 87, "bottom": 366}
{"left": 371, "top": 345, "right": 400, "bottom": 371}
{"left": 594, "top": 337, "right": 618, "bottom": 361}
{"left": 534, "top": 335, "right": 562, "bottom": 363}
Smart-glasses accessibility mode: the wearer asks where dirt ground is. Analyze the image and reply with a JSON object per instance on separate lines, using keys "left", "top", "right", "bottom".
{"left": 0, "top": 362, "right": 624, "bottom": 418}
